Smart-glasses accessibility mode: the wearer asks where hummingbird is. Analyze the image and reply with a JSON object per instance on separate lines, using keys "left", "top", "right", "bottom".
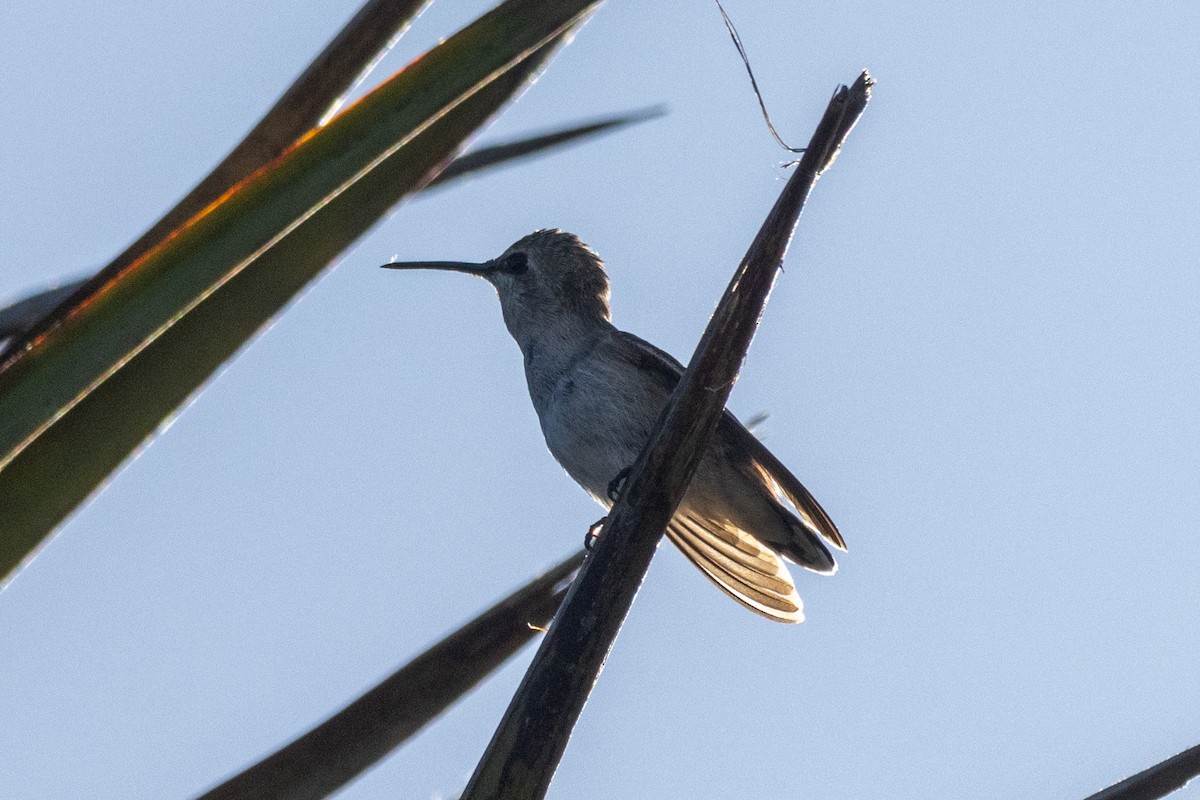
{"left": 383, "top": 230, "right": 844, "bottom": 622}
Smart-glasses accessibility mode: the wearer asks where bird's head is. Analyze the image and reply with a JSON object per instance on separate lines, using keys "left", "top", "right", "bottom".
{"left": 383, "top": 229, "right": 612, "bottom": 332}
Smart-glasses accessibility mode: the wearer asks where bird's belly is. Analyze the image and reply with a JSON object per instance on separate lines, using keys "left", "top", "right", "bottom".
{"left": 536, "top": 374, "right": 655, "bottom": 506}
{"left": 540, "top": 397, "right": 747, "bottom": 528}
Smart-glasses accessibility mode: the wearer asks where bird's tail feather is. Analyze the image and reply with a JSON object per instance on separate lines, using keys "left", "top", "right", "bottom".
{"left": 748, "top": 455, "right": 846, "bottom": 552}
{"left": 773, "top": 505, "right": 838, "bottom": 575}
{"left": 666, "top": 512, "right": 804, "bottom": 623}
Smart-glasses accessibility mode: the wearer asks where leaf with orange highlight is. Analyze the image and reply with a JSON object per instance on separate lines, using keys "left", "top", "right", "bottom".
{"left": 0, "top": 0, "right": 603, "bottom": 584}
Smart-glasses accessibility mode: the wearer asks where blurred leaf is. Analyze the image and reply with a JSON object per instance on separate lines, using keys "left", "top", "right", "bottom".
{"left": 0, "top": 102, "right": 648, "bottom": 572}
{"left": 195, "top": 552, "right": 583, "bottom": 800}
{"left": 462, "top": 71, "right": 874, "bottom": 800}
{"left": 0, "top": 106, "right": 655, "bottom": 350}
{"left": 0, "top": 108, "right": 658, "bottom": 345}
{"left": 1084, "top": 743, "right": 1200, "bottom": 800}
{"left": 2, "top": 0, "right": 429, "bottom": 361}
{"left": 426, "top": 105, "right": 664, "bottom": 188}
{"left": 0, "top": 0, "right": 603, "bottom": 584}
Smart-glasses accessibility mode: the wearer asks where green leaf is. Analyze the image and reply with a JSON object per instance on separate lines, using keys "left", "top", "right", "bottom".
{"left": 195, "top": 552, "right": 583, "bottom": 800}
{"left": 426, "top": 105, "right": 665, "bottom": 189}
{"left": 0, "top": 108, "right": 658, "bottom": 344}
{"left": 0, "top": 0, "right": 602, "bottom": 583}
{"left": 0, "top": 106, "right": 651, "bottom": 562}
{"left": 2, "top": 0, "right": 429, "bottom": 362}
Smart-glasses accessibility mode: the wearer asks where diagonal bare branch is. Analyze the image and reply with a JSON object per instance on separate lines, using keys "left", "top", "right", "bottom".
{"left": 1083, "top": 743, "right": 1200, "bottom": 800}
{"left": 194, "top": 552, "right": 583, "bottom": 800}
{"left": 461, "top": 70, "right": 873, "bottom": 800}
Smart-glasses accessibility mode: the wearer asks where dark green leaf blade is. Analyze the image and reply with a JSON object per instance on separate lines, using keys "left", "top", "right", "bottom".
{"left": 0, "top": 0, "right": 602, "bottom": 583}
{"left": 194, "top": 552, "right": 583, "bottom": 800}
{"left": 427, "top": 105, "right": 665, "bottom": 188}
{"left": 2, "top": 0, "right": 428, "bottom": 361}
{"left": 0, "top": 107, "right": 656, "bottom": 344}
{"left": 462, "top": 71, "right": 873, "bottom": 800}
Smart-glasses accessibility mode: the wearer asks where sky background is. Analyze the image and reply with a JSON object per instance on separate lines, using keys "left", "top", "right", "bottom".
{"left": 2, "top": 2, "right": 1198, "bottom": 798}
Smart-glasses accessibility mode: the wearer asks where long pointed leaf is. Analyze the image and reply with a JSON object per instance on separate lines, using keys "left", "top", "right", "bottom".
{"left": 427, "top": 105, "right": 664, "bottom": 188}
{"left": 195, "top": 552, "right": 583, "bottom": 800}
{"left": 2, "top": 0, "right": 428, "bottom": 361}
{"left": 0, "top": 108, "right": 657, "bottom": 344}
{"left": 0, "top": 0, "right": 602, "bottom": 583}
{"left": 462, "top": 72, "right": 874, "bottom": 800}
{"left": 0, "top": 98, "right": 646, "bottom": 573}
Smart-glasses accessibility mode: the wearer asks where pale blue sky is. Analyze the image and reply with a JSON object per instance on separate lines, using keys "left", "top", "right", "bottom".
{"left": 2, "top": 2, "right": 1198, "bottom": 798}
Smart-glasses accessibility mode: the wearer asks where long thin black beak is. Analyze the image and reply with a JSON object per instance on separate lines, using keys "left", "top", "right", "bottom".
{"left": 380, "top": 260, "right": 492, "bottom": 277}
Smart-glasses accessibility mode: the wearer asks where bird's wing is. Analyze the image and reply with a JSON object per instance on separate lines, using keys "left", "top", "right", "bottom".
{"left": 611, "top": 329, "right": 688, "bottom": 385}
{"left": 721, "top": 415, "right": 847, "bottom": 551}
{"left": 614, "top": 331, "right": 845, "bottom": 552}
{"left": 667, "top": 511, "right": 803, "bottom": 623}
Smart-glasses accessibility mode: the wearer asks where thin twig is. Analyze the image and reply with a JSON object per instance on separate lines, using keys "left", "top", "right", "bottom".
{"left": 715, "top": 0, "right": 804, "bottom": 153}
{"left": 460, "top": 71, "right": 873, "bottom": 800}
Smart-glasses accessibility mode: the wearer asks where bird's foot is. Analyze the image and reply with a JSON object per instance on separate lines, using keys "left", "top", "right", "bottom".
{"left": 585, "top": 517, "right": 607, "bottom": 551}
{"left": 606, "top": 466, "right": 633, "bottom": 503}
{"left": 588, "top": 467, "right": 633, "bottom": 549}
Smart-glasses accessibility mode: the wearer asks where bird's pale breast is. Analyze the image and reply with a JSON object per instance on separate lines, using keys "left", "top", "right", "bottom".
{"left": 531, "top": 335, "right": 661, "bottom": 505}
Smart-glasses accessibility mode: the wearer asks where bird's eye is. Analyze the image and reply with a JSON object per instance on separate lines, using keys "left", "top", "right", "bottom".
{"left": 505, "top": 252, "right": 529, "bottom": 275}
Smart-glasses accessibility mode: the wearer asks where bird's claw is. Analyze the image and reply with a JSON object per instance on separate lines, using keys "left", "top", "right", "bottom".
{"left": 585, "top": 517, "right": 606, "bottom": 551}
{"left": 588, "top": 468, "right": 632, "bottom": 549}
{"left": 607, "top": 467, "right": 633, "bottom": 503}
